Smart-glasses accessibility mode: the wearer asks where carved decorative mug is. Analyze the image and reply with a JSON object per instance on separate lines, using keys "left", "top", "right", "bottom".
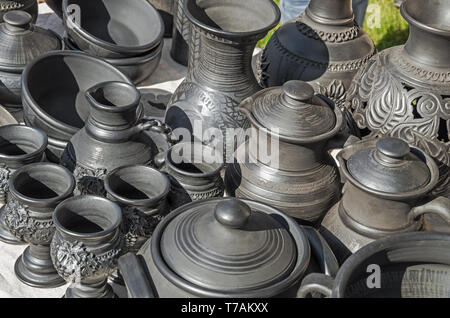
{"left": 4, "top": 162, "right": 75, "bottom": 288}
{"left": 104, "top": 165, "right": 170, "bottom": 253}
{"left": 0, "top": 125, "right": 47, "bottom": 245}
{"left": 51, "top": 195, "right": 123, "bottom": 298}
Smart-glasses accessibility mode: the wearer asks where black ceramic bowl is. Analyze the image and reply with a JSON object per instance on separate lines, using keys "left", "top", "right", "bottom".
{"left": 21, "top": 51, "right": 132, "bottom": 162}
{"left": 64, "top": 36, "right": 163, "bottom": 85}
{"left": 62, "top": 0, "right": 164, "bottom": 58}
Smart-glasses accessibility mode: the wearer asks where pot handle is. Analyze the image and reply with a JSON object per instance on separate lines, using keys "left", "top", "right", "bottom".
{"left": 118, "top": 253, "right": 157, "bottom": 298}
{"left": 408, "top": 196, "right": 450, "bottom": 225}
{"left": 297, "top": 273, "right": 334, "bottom": 298}
{"left": 303, "top": 226, "right": 339, "bottom": 278}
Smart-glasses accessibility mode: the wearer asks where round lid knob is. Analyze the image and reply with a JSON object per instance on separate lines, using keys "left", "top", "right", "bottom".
{"left": 3, "top": 10, "right": 31, "bottom": 32}
{"left": 283, "top": 80, "right": 315, "bottom": 102}
{"left": 214, "top": 198, "right": 251, "bottom": 229}
{"left": 376, "top": 137, "right": 410, "bottom": 159}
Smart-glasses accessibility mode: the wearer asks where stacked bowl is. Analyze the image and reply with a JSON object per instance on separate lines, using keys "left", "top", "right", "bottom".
{"left": 61, "top": 0, "right": 164, "bottom": 84}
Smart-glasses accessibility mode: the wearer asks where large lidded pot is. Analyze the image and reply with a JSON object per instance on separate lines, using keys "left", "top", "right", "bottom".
{"left": 258, "top": 0, "right": 376, "bottom": 109}
{"left": 0, "top": 0, "right": 37, "bottom": 23}
{"left": 118, "top": 198, "right": 340, "bottom": 298}
{"left": 225, "top": 81, "right": 343, "bottom": 225}
{"left": 298, "top": 232, "right": 450, "bottom": 298}
{"left": 346, "top": 0, "right": 450, "bottom": 198}
{"left": 320, "top": 137, "right": 450, "bottom": 263}
{"left": 165, "top": 0, "right": 280, "bottom": 161}
{"left": 60, "top": 81, "right": 177, "bottom": 196}
{"left": 0, "top": 11, "right": 63, "bottom": 120}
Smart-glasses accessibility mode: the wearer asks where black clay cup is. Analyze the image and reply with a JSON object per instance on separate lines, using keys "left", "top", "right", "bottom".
{"left": 105, "top": 165, "right": 170, "bottom": 253}
{"left": 63, "top": 0, "right": 164, "bottom": 58}
{"left": 0, "top": 125, "right": 47, "bottom": 245}
{"left": 3, "top": 163, "right": 75, "bottom": 288}
{"left": 51, "top": 195, "right": 123, "bottom": 298}
{"left": 164, "top": 142, "right": 224, "bottom": 209}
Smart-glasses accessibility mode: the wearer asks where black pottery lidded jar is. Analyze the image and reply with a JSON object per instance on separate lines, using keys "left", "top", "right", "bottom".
{"left": 60, "top": 81, "right": 177, "bottom": 196}
{"left": 119, "top": 198, "right": 319, "bottom": 298}
{"left": 225, "top": 80, "right": 343, "bottom": 224}
{"left": 320, "top": 137, "right": 449, "bottom": 263}
{"left": 0, "top": 10, "right": 63, "bottom": 119}
{"left": 346, "top": 0, "right": 450, "bottom": 198}
{"left": 165, "top": 0, "right": 280, "bottom": 161}
{"left": 258, "top": 0, "right": 376, "bottom": 109}
{"left": 0, "top": 0, "right": 37, "bottom": 23}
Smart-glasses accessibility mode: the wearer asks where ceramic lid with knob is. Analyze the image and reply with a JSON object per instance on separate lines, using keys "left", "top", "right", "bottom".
{"left": 239, "top": 80, "right": 339, "bottom": 141}
{"left": 346, "top": 137, "right": 432, "bottom": 193}
{"left": 0, "top": 10, "right": 63, "bottom": 70}
{"left": 157, "top": 197, "right": 310, "bottom": 294}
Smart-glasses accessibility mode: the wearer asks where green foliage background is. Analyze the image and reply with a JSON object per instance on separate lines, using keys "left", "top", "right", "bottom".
{"left": 257, "top": 0, "right": 409, "bottom": 50}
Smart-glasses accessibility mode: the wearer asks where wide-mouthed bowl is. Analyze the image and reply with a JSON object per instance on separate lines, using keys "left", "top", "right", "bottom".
{"left": 21, "top": 51, "right": 132, "bottom": 162}
{"left": 62, "top": 0, "right": 164, "bottom": 58}
{"left": 64, "top": 36, "right": 163, "bottom": 85}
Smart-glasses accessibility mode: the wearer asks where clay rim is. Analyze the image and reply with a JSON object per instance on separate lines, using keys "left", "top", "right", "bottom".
{"left": 400, "top": 1, "right": 450, "bottom": 37}
{"left": 0, "top": 125, "right": 47, "bottom": 161}
{"left": 104, "top": 165, "right": 170, "bottom": 207}
{"left": 21, "top": 50, "right": 132, "bottom": 136}
{"left": 61, "top": 0, "right": 164, "bottom": 55}
{"left": 85, "top": 81, "right": 141, "bottom": 113}
{"left": 337, "top": 140, "right": 440, "bottom": 201}
{"left": 8, "top": 162, "right": 75, "bottom": 208}
{"left": 53, "top": 195, "right": 122, "bottom": 240}
{"left": 165, "top": 142, "right": 224, "bottom": 179}
{"left": 150, "top": 197, "right": 311, "bottom": 297}
{"left": 333, "top": 232, "right": 450, "bottom": 298}
{"left": 183, "top": 0, "right": 281, "bottom": 41}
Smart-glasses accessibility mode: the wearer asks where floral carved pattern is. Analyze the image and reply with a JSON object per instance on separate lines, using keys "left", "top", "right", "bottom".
{"left": 51, "top": 233, "right": 122, "bottom": 283}
{"left": 3, "top": 197, "right": 55, "bottom": 244}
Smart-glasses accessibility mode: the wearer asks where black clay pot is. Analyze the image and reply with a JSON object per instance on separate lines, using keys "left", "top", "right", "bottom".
{"left": 170, "top": 0, "right": 190, "bottom": 66}
{"left": 258, "top": 0, "right": 376, "bottom": 110}
{"left": 298, "top": 232, "right": 450, "bottom": 298}
{"left": 4, "top": 163, "right": 75, "bottom": 288}
{"left": 119, "top": 198, "right": 340, "bottom": 298}
{"left": 346, "top": 0, "right": 450, "bottom": 199}
{"left": 0, "top": 0, "right": 37, "bottom": 23}
{"left": 162, "top": 142, "right": 224, "bottom": 210}
{"left": 0, "top": 11, "right": 64, "bottom": 120}
{"left": 225, "top": 81, "right": 344, "bottom": 225}
{"left": 60, "top": 81, "right": 177, "bottom": 196}
{"left": 63, "top": 36, "right": 163, "bottom": 85}
{"left": 148, "top": 0, "right": 174, "bottom": 38}
{"left": 21, "top": 51, "right": 132, "bottom": 162}
{"left": 62, "top": 0, "right": 164, "bottom": 59}
{"left": 51, "top": 195, "right": 123, "bottom": 298}
{"left": 0, "top": 125, "right": 47, "bottom": 245}
{"left": 165, "top": 0, "right": 280, "bottom": 161}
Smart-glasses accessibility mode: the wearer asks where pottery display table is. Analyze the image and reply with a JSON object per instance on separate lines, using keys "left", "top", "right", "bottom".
{"left": 0, "top": 3, "right": 187, "bottom": 298}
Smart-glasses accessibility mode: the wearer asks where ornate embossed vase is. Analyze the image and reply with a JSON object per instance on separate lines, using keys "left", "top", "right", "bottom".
{"left": 165, "top": 0, "right": 280, "bottom": 161}
{"left": 320, "top": 137, "right": 450, "bottom": 263}
{"left": 258, "top": 0, "right": 376, "bottom": 109}
{"left": 4, "top": 163, "right": 75, "bottom": 288}
{"left": 105, "top": 165, "right": 170, "bottom": 253}
{"left": 346, "top": 0, "right": 450, "bottom": 198}
{"left": 51, "top": 195, "right": 123, "bottom": 298}
{"left": 225, "top": 81, "right": 343, "bottom": 225}
{"left": 0, "top": 0, "right": 37, "bottom": 23}
{"left": 60, "top": 81, "right": 176, "bottom": 196}
{"left": 170, "top": 0, "right": 190, "bottom": 65}
{"left": 0, "top": 125, "right": 47, "bottom": 245}
{"left": 163, "top": 142, "right": 224, "bottom": 210}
